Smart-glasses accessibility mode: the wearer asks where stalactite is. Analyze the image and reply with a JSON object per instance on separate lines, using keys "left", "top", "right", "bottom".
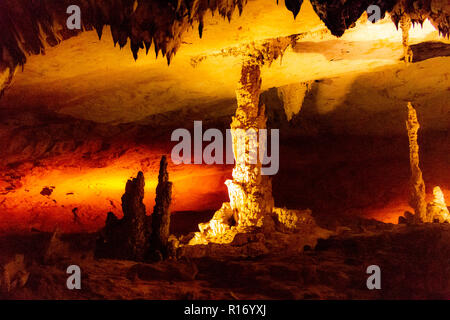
{"left": 406, "top": 102, "right": 427, "bottom": 223}
{"left": 310, "top": 0, "right": 398, "bottom": 37}
{"left": 400, "top": 14, "right": 413, "bottom": 64}
{"left": 149, "top": 156, "right": 173, "bottom": 260}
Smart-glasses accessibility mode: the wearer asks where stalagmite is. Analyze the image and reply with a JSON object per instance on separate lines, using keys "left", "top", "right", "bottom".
{"left": 406, "top": 102, "right": 427, "bottom": 223}
{"left": 227, "top": 59, "right": 275, "bottom": 229}
{"left": 189, "top": 59, "right": 274, "bottom": 245}
{"left": 188, "top": 38, "right": 307, "bottom": 245}
{"left": 121, "top": 171, "right": 150, "bottom": 260}
{"left": 150, "top": 156, "right": 173, "bottom": 260}
{"left": 95, "top": 171, "right": 150, "bottom": 261}
{"left": 426, "top": 186, "right": 450, "bottom": 223}
{"left": 190, "top": 52, "right": 279, "bottom": 245}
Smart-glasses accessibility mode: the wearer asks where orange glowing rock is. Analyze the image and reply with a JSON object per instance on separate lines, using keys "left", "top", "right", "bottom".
{"left": 189, "top": 203, "right": 237, "bottom": 245}
{"left": 427, "top": 186, "right": 450, "bottom": 223}
{"left": 273, "top": 208, "right": 314, "bottom": 233}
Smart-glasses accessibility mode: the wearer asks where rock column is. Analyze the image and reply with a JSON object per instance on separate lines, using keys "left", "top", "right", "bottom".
{"left": 96, "top": 171, "right": 150, "bottom": 261}
{"left": 120, "top": 171, "right": 149, "bottom": 260}
{"left": 150, "top": 156, "right": 173, "bottom": 258}
{"left": 226, "top": 59, "right": 274, "bottom": 229}
{"left": 400, "top": 14, "right": 413, "bottom": 64}
{"left": 406, "top": 102, "right": 427, "bottom": 222}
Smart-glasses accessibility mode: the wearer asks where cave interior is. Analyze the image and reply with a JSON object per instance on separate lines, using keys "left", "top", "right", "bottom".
{"left": 0, "top": 0, "right": 450, "bottom": 300}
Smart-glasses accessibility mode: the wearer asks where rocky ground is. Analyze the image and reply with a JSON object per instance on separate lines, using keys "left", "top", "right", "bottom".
{"left": 1, "top": 214, "right": 450, "bottom": 300}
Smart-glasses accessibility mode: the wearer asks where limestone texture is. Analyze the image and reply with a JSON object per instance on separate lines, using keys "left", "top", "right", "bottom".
{"left": 406, "top": 102, "right": 427, "bottom": 222}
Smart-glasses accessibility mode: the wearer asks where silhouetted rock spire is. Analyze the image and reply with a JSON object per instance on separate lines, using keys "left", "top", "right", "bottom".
{"left": 150, "top": 156, "right": 173, "bottom": 260}
{"left": 96, "top": 171, "right": 150, "bottom": 261}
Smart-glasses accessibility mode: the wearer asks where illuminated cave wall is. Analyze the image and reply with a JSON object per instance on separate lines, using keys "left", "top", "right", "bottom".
{"left": 0, "top": 0, "right": 449, "bottom": 232}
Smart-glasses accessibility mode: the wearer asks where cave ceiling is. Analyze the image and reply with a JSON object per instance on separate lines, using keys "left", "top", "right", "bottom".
{"left": 0, "top": 0, "right": 449, "bottom": 125}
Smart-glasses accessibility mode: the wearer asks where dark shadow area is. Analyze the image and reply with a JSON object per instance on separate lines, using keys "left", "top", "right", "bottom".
{"left": 411, "top": 41, "right": 450, "bottom": 62}
{"left": 268, "top": 61, "right": 450, "bottom": 224}
{"left": 170, "top": 210, "right": 215, "bottom": 236}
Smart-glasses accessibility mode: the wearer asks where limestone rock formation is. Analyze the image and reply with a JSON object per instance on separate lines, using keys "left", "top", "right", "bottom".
{"left": 1, "top": 0, "right": 449, "bottom": 94}
{"left": 96, "top": 171, "right": 150, "bottom": 261}
{"left": 406, "top": 102, "right": 427, "bottom": 222}
{"left": 427, "top": 186, "right": 450, "bottom": 223}
{"left": 149, "top": 156, "right": 173, "bottom": 260}
{"left": 310, "top": 0, "right": 398, "bottom": 36}
{"left": 391, "top": 0, "right": 450, "bottom": 38}
{"left": 272, "top": 208, "right": 314, "bottom": 233}
{"left": 227, "top": 60, "right": 275, "bottom": 229}
{"left": 189, "top": 203, "right": 237, "bottom": 245}
{"left": 121, "top": 171, "right": 149, "bottom": 260}
{"left": 0, "top": 0, "right": 247, "bottom": 94}
{"left": 402, "top": 103, "right": 450, "bottom": 225}
{"left": 400, "top": 13, "right": 413, "bottom": 64}
{"left": 189, "top": 56, "right": 276, "bottom": 245}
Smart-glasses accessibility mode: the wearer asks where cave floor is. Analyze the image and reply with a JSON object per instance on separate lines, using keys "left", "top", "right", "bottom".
{"left": 1, "top": 218, "right": 450, "bottom": 300}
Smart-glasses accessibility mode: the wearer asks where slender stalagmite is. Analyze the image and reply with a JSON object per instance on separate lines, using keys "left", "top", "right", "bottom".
{"left": 406, "top": 102, "right": 427, "bottom": 222}
{"left": 150, "top": 155, "right": 173, "bottom": 259}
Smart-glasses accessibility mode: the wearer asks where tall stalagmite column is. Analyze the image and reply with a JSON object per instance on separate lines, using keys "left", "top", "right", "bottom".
{"left": 226, "top": 59, "right": 274, "bottom": 229}
{"left": 150, "top": 156, "right": 173, "bottom": 258}
{"left": 406, "top": 102, "right": 427, "bottom": 222}
{"left": 121, "top": 171, "right": 149, "bottom": 260}
{"left": 189, "top": 38, "right": 296, "bottom": 245}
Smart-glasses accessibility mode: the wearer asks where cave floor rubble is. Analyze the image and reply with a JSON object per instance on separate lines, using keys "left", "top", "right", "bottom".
{"left": 1, "top": 216, "right": 450, "bottom": 300}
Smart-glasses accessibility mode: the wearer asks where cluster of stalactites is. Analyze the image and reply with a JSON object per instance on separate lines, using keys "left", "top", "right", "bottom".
{"left": 1, "top": 0, "right": 449, "bottom": 70}
{"left": 310, "top": 0, "right": 450, "bottom": 38}
{"left": 1, "top": 0, "right": 450, "bottom": 95}
{"left": 391, "top": 0, "right": 450, "bottom": 38}
{"left": 0, "top": 0, "right": 248, "bottom": 93}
